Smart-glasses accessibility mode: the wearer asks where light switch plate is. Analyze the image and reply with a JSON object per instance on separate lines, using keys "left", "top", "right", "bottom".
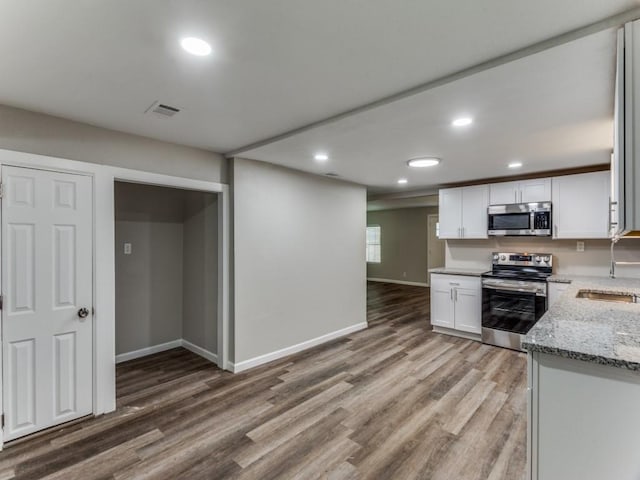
{"left": 124, "top": 243, "right": 132, "bottom": 255}
{"left": 576, "top": 241, "right": 585, "bottom": 252}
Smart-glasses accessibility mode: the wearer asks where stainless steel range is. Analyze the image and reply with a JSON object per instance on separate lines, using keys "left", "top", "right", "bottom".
{"left": 481, "top": 252, "right": 552, "bottom": 351}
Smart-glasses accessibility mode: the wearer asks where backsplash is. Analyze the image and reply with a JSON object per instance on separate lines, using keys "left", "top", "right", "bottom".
{"left": 446, "top": 237, "right": 640, "bottom": 278}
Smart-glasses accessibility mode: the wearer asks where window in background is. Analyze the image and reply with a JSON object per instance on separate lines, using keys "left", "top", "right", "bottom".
{"left": 366, "top": 225, "right": 381, "bottom": 263}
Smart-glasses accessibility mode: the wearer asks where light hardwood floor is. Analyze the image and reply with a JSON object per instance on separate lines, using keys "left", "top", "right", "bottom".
{"left": 0, "top": 282, "right": 527, "bottom": 479}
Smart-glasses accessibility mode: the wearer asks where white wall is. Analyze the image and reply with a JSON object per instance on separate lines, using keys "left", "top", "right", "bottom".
{"left": 0, "top": 103, "right": 227, "bottom": 182}
{"left": 182, "top": 192, "right": 218, "bottom": 353}
{"left": 446, "top": 237, "right": 640, "bottom": 277}
{"left": 232, "top": 157, "right": 367, "bottom": 365}
{"left": 114, "top": 183, "right": 186, "bottom": 355}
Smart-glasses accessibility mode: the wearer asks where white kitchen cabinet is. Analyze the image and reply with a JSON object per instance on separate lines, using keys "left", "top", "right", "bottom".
{"left": 528, "top": 352, "right": 640, "bottom": 480}
{"left": 438, "top": 187, "right": 463, "bottom": 239}
{"left": 548, "top": 281, "right": 570, "bottom": 307}
{"left": 612, "top": 20, "right": 640, "bottom": 235}
{"left": 438, "top": 185, "right": 488, "bottom": 239}
{"left": 430, "top": 274, "right": 481, "bottom": 338}
{"left": 552, "top": 171, "right": 610, "bottom": 239}
{"left": 489, "top": 178, "right": 551, "bottom": 205}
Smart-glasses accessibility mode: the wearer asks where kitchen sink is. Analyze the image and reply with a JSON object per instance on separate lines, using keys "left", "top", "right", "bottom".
{"left": 576, "top": 290, "right": 639, "bottom": 303}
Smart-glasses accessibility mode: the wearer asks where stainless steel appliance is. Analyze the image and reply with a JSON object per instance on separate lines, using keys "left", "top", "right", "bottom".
{"left": 487, "top": 202, "right": 552, "bottom": 236}
{"left": 481, "top": 252, "right": 552, "bottom": 351}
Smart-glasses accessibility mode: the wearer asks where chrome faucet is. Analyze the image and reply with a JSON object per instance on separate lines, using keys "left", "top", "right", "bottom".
{"left": 610, "top": 235, "right": 640, "bottom": 278}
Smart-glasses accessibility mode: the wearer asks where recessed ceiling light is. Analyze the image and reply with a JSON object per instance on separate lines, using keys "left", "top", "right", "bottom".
{"left": 452, "top": 117, "right": 473, "bottom": 127}
{"left": 180, "top": 37, "right": 212, "bottom": 56}
{"left": 397, "top": 178, "right": 408, "bottom": 185}
{"left": 407, "top": 157, "right": 440, "bottom": 168}
{"left": 508, "top": 161, "right": 523, "bottom": 169}
{"left": 314, "top": 153, "right": 329, "bottom": 161}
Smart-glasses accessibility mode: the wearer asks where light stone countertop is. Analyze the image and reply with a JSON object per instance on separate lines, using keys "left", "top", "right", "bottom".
{"left": 523, "top": 275, "right": 640, "bottom": 370}
{"left": 428, "top": 267, "right": 489, "bottom": 277}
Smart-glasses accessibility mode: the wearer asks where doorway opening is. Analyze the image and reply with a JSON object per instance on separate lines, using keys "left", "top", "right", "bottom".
{"left": 427, "top": 214, "right": 445, "bottom": 285}
{"left": 114, "top": 181, "right": 219, "bottom": 371}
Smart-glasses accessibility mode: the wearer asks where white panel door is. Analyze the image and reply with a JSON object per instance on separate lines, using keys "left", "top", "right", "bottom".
{"left": 438, "top": 188, "right": 462, "bottom": 239}
{"left": 2, "top": 166, "right": 93, "bottom": 441}
{"left": 460, "top": 185, "right": 489, "bottom": 239}
{"left": 453, "top": 286, "right": 482, "bottom": 334}
{"left": 430, "top": 276, "right": 454, "bottom": 329}
{"left": 552, "top": 171, "right": 610, "bottom": 239}
{"left": 520, "top": 178, "right": 551, "bottom": 203}
{"left": 489, "top": 181, "right": 519, "bottom": 205}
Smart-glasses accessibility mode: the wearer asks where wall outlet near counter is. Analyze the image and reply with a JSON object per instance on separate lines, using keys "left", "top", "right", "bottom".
{"left": 576, "top": 241, "right": 585, "bottom": 252}
{"left": 124, "top": 243, "right": 132, "bottom": 255}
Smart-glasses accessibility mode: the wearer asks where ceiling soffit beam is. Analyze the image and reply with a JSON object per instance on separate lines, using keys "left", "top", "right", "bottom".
{"left": 225, "top": 7, "right": 640, "bottom": 159}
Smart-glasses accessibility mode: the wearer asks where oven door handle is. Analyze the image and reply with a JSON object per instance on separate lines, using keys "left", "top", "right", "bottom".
{"left": 483, "top": 284, "right": 543, "bottom": 295}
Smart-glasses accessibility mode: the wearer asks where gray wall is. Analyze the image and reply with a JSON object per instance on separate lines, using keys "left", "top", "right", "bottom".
{"left": 182, "top": 192, "right": 218, "bottom": 353}
{"left": 367, "top": 207, "right": 438, "bottom": 284}
{"left": 115, "top": 183, "right": 185, "bottom": 355}
{"left": 232, "top": 157, "right": 367, "bottom": 363}
{"left": 115, "top": 182, "right": 218, "bottom": 356}
{"left": 0, "top": 103, "right": 227, "bottom": 183}
{"left": 446, "top": 237, "right": 640, "bottom": 277}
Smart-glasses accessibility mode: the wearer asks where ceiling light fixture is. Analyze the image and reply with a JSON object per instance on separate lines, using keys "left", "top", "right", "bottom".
{"left": 314, "top": 153, "right": 329, "bottom": 161}
{"left": 508, "top": 161, "right": 523, "bottom": 169}
{"left": 452, "top": 117, "right": 473, "bottom": 127}
{"left": 397, "top": 178, "right": 408, "bottom": 185}
{"left": 180, "top": 37, "right": 212, "bottom": 56}
{"left": 407, "top": 157, "right": 440, "bottom": 168}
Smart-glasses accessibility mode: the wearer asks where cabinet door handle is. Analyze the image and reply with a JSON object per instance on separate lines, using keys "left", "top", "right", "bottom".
{"left": 554, "top": 225, "right": 558, "bottom": 238}
{"left": 515, "top": 191, "right": 518, "bottom": 203}
{"left": 450, "top": 289, "right": 454, "bottom": 301}
{"left": 454, "top": 288, "right": 458, "bottom": 302}
{"left": 461, "top": 227, "right": 465, "bottom": 238}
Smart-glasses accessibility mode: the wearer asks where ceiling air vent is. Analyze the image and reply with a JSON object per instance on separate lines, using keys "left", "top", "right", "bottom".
{"left": 145, "top": 101, "right": 181, "bottom": 118}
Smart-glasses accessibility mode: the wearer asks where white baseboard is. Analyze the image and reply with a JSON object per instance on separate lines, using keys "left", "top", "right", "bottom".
{"left": 231, "top": 322, "right": 368, "bottom": 373}
{"left": 115, "top": 339, "right": 182, "bottom": 364}
{"left": 116, "top": 339, "right": 218, "bottom": 365}
{"left": 181, "top": 339, "right": 218, "bottom": 364}
{"left": 367, "top": 277, "right": 429, "bottom": 287}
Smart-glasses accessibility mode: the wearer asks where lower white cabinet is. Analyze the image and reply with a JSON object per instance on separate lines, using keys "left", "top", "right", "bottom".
{"left": 430, "top": 274, "right": 481, "bottom": 337}
{"left": 548, "top": 281, "right": 570, "bottom": 307}
{"left": 528, "top": 352, "right": 640, "bottom": 480}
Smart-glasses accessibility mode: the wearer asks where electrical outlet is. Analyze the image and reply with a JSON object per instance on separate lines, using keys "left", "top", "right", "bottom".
{"left": 576, "top": 241, "right": 585, "bottom": 252}
{"left": 124, "top": 243, "right": 132, "bottom": 255}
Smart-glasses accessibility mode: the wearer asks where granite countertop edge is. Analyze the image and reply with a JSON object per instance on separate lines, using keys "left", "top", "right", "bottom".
{"left": 521, "top": 341, "right": 640, "bottom": 371}
{"left": 428, "top": 267, "right": 488, "bottom": 277}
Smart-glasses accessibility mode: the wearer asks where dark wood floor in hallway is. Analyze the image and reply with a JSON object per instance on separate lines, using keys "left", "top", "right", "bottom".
{"left": 0, "top": 281, "right": 527, "bottom": 479}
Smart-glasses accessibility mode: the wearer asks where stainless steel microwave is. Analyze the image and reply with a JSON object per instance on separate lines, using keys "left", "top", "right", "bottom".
{"left": 488, "top": 202, "right": 552, "bottom": 236}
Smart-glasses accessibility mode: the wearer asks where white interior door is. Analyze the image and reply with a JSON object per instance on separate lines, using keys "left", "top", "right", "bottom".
{"left": 2, "top": 166, "right": 93, "bottom": 442}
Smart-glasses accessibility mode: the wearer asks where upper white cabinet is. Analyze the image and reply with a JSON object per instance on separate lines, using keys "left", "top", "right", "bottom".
{"left": 612, "top": 20, "right": 640, "bottom": 235}
{"left": 489, "top": 178, "right": 551, "bottom": 205}
{"left": 552, "top": 171, "right": 610, "bottom": 239}
{"left": 438, "top": 185, "right": 488, "bottom": 239}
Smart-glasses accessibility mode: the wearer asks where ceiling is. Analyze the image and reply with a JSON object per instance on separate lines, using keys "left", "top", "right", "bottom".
{"left": 242, "top": 29, "right": 618, "bottom": 193}
{"left": 0, "top": 0, "right": 638, "bottom": 161}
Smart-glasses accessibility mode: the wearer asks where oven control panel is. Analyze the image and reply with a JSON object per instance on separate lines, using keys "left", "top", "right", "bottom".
{"left": 491, "top": 252, "right": 552, "bottom": 267}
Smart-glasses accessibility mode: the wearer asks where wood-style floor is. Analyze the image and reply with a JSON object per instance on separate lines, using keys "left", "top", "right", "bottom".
{"left": 0, "top": 282, "right": 527, "bottom": 479}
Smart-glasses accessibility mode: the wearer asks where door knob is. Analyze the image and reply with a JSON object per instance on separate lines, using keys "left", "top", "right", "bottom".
{"left": 77, "top": 307, "right": 89, "bottom": 319}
